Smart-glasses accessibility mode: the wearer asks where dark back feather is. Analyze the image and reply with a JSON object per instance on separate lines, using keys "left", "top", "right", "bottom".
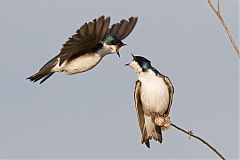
{"left": 58, "top": 16, "right": 137, "bottom": 65}
{"left": 59, "top": 16, "right": 110, "bottom": 65}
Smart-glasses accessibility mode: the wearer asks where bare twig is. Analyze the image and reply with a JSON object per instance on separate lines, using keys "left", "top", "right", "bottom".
{"left": 208, "top": 0, "right": 240, "bottom": 57}
{"left": 171, "top": 123, "right": 226, "bottom": 160}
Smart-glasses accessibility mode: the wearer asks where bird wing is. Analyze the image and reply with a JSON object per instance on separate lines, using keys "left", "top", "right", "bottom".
{"left": 108, "top": 17, "right": 138, "bottom": 40}
{"left": 134, "top": 80, "right": 145, "bottom": 140}
{"left": 163, "top": 76, "right": 174, "bottom": 116}
{"left": 59, "top": 16, "right": 111, "bottom": 65}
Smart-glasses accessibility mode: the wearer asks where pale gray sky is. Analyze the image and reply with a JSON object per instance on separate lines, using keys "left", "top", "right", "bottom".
{"left": 0, "top": 0, "right": 238, "bottom": 159}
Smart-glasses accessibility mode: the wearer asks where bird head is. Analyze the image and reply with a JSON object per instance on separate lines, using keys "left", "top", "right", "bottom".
{"left": 102, "top": 34, "right": 126, "bottom": 57}
{"left": 125, "top": 54, "right": 152, "bottom": 73}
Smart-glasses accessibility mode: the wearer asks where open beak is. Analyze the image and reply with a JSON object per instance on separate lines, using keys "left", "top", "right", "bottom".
{"left": 125, "top": 53, "right": 135, "bottom": 66}
{"left": 122, "top": 43, "right": 127, "bottom": 46}
{"left": 116, "top": 43, "right": 127, "bottom": 57}
{"left": 116, "top": 48, "right": 120, "bottom": 57}
{"left": 131, "top": 53, "right": 135, "bottom": 58}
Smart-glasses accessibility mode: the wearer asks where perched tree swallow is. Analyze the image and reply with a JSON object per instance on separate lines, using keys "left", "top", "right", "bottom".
{"left": 27, "top": 16, "right": 138, "bottom": 83}
{"left": 126, "top": 54, "right": 174, "bottom": 148}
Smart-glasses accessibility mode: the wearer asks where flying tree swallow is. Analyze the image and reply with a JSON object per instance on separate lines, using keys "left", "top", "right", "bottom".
{"left": 27, "top": 16, "right": 138, "bottom": 83}
{"left": 126, "top": 54, "right": 174, "bottom": 148}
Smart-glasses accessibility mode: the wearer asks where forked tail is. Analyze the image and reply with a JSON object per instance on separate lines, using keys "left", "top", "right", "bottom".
{"left": 27, "top": 72, "right": 54, "bottom": 84}
{"left": 27, "top": 56, "right": 59, "bottom": 84}
{"left": 141, "top": 116, "right": 163, "bottom": 148}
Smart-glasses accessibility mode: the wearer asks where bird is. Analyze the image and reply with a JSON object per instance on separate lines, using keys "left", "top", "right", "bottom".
{"left": 27, "top": 16, "right": 138, "bottom": 84}
{"left": 126, "top": 54, "right": 174, "bottom": 148}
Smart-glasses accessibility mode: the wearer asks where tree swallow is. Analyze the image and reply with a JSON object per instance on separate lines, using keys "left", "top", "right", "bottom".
{"left": 126, "top": 54, "right": 174, "bottom": 148}
{"left": 27, "top": 16, "right": 138, "bottom": 83}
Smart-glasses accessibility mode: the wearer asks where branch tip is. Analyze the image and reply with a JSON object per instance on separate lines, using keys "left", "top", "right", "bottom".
{"left": 208, "top": 0, "right": 240, "bottom": 57}
{"left": 170, "top": 123, "right": 226, "bottom": 160}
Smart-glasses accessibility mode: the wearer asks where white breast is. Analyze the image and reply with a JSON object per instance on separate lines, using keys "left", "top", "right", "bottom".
{"left": 64, "top": 54, "right": 102, "bottom": 75}
{"left": 51, "top": 43, "right": 116, "bottom": 75}
{"left": 139, "top": 70, "right": 169, "bottom": 116}
{"left": 51, "top": 54, "right": 102, "bottom": 75}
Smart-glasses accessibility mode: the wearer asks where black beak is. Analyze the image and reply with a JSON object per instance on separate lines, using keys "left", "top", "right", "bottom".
{"left": 131, "top": 53, "right": 135, "bottom": 59}
{"left": 125, "top": 53, "right": 135, "bottom": 66}
{"left": 115, "top": 41, "right": 126, "bottom": 58}
{"left": 122, "top": 43, "right": 127, "bottom": 46}
{"left": 116, "top": 46, "right": 121, "bottom": 57}
{"left": 117, "top": 51, "right": 120, "bottom": 57}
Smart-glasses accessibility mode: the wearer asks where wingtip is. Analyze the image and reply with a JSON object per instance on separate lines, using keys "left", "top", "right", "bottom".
{"left": 135, "top": 16, "right": 138, "bottom": 22}
{"left": 106, "top": 16, "right": 110, "bottom": 21}
{"left": 145, "top": 141, "right": 150, "bottom": 148}
{"left": 158, "top": 136, "right": 163, "bottom": 143}
{"left": 99, "top": 15, "right": 109, "bottom": 20}
{"left": 129, "top": 16, "right": 138, "bottom": 21}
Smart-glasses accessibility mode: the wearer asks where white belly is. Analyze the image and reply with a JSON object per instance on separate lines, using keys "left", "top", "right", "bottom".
{"left": 52, "top": 54, "right": 102, "bottom": 75}
{"left": 139, "top": 74, "right": 169, "bottom": 116}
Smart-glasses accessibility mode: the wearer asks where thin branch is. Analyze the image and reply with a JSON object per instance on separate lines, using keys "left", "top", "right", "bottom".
{"left": 208, "top": 0, "right": 240, "bottom": 57}
{"left": 170, "top": 123, "right": 226, "bottom": 160}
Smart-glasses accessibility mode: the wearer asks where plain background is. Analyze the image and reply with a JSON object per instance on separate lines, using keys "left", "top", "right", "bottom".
{"left": 0, "top": 0, "right": 239, "bottom": 159}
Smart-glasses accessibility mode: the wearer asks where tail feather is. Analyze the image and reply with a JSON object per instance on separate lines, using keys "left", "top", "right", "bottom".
{"left": 27, "top": 56, "right": 58, "bottom": 84}
{"left": 141, "top": 116, "right": 163, "bottom": 148}
{"left": 155, "top": 125, "right": 162, "bottom": 143}
{"left": 27, "top": 71, "right": 54, "bottom": 84}
{"left": 39, "top": 72, "right": 54, "bottom": 84}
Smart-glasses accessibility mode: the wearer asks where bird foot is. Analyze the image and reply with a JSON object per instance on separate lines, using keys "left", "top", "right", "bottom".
{"left": 151, "top": 113, "right": 171, "bottom": 130}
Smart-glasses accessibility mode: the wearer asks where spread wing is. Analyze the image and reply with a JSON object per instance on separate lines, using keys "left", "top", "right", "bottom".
{"left": 163, "top": 76, "right": 174, "bottom": 116}
{"left": 59, "top": 16, "right": 111, "bottom": 65}
{"left": 109, "top": 17, "right": 138, "bottom": 40}
{"left": 134, "top": 80, "right": 145, "bottom": 139}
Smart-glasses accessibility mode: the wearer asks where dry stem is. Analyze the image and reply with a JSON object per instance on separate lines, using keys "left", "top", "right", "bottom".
{"left": 208, "top": 0, "right": 240, "bottom": 57}
{"left": 171, "top": 123, "right": 226, "bottom": 160}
